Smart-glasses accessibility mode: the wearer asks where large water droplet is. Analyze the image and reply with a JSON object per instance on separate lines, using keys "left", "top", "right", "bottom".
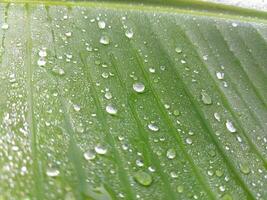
{"left": 134, "top": 171, "right": 152, "bottom": 186}
{"left": 133, "top": 82, "right": 145, "bottom": 93}
{"left": 84, "top": 150, "right": 96, "bottom": 160}
{"left": 95, "top": 144, "right": 107, "bottom": 155}
{"left": 46, "top": 167, "right": 60, "bottom": 177}
{"left": 106, "top": 104, "right": 118, "bottom": 115}
{"left": 166, "top": 148, "right": 176, "bottom": 159}
{"left": 148, "top": 123, "right": 159, "bottom": 132}
{"left": 201, "top": 91, "right": 212, "bottom": 105}
{"left": 100, "top": 36, "right": 110, "bottom": 45}
{"left": 226, "top": 120, "right": 236, "bottom": 133}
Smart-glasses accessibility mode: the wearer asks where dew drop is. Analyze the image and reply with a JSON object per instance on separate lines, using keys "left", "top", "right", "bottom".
{"left": 136, "top": 159, "right": 144, "bottom": 167}
{"left": 73, "top": 104, "right": 81, "bottom": 112}
{"left": 173, "top": 110, "right": 180, "bottom": 116}
{"left": 175, "top": 47, "right": 182, "bottom": 54}
{"left": 214, "top": 112, "right": 221, "bottom": 122}
{"left": 37, "top": 58, "right": 46, "bottom": 67}
{"left": 1, "top": 23, "right": 9, "bottom": 30}
{"left": 215, "top": 170, "right": 224, "bottom": 177}
{"left": 106, "top": 104, "right": 118, "bottom": 115}
{"left": 216, "top": 71, "right": 224, "bottom": 80}
{"left": 46, "top": 168, "right": 60, "bottom": 177}
{"left": 186, "top": 138, "right": 192, "bottom": 145}
{"left": 84, "top": 150, "right": 96, "bottom": 160}
{"left": 240, "top": 163, "right": 250, "bottom": 174}
{"left": 98, "top": 21, "right": 106, "bottom": 29}
{"left": 104, "top": 91, "right": 112, "bottom": 100}
{"left": 148, "top": 123, "right": 159, "bottom": 132}
{"left": 38, "top": 48, "right": 47, "bottom": 57}
{"left": 203, "top": 55, "right": 208, "bottom": 61}
{"left": 100, "top": 36, "right": 110, "bottom": 45}
{"left": 166, "top": 148, "right": 176, "bottom": 159}
{"left": 177, "top": 185, "right": 184, "bottom": 193}
{"left": 125, "top": 29, "right": 134, "bottom": 39}
{"left": 232, "top": 22, "right": 238, "bottom": 27}
{"left": 133, "top": 82, "right": 145, "bottom": 93}
{"left": 65, "top": 31, "right": 72, "bottom": 37}
{"left": 95, "top": 144, "right": 107, "bottom": 155}
{"left": 170, "top": 171, "right": 178, "bottom": 178}
{"left": 52, "top": 66, "right": 65, "bottom": 75}
{"left": 226, "top": 120, "right": 236, "bottom": 133}
{"left": 149, "top": 67, "right": 155, "bottom": 73}
{"left": 201, "top": 91, "right": 212, "bottom": 105}
{"left": 134, "top": 171, "right": 152, "bottom": 186}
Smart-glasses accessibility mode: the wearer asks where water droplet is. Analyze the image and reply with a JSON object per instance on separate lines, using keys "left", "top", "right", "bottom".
{"left": 215, "top": 170, "right": 224, "bottom": 177}
{"left": 186, "top": 138, "right": 192, "bottom": 145}
{"left": 133, "top": 82, "right": 145, "bottom": 93}
{"left": 65, "top": 31, "right": 72, "bottom": 37}
{"left": 136, "top": 159, "right": 144, "bottom": 167}
{"left": 52, "top": 66, "right": 65, "bottom": 75}
{"left": 240, "top": 163, "right": 250, "bottom": 174}
{"left": 201, "top": 91, "right": 212, "bottom": 105}
{"left": 125, "top": 29, "right": 134, "bottom": 39}
{"left": 95, "top": 144, "right": 107, "bottom": 155}
{"left": 177, "top": 185, "right": 184, "bottom": 193}
{"left": 1, "top": 23, "right": 9, "bottom": 30}
{"left": 98, "top": 21, "right": 106, "bottom": 29}
{"left": 101, "top": 72, "right": 109, "bottom": 79}
{"left": 73, "top": 104, "right": 81, "bottom": 112}
{"left": 148, "top": 123, "right": 159, "bottom": 132}
{"left": 100, "top": 36, "right": 110, "bottom": 45}
{"left": 226, "top": 120, "right": 236, "bottom": 133}
{"left": 104, "top": 91, "right": 112, "bottom": 100}
{"left": 175, "top": 47, "right": 182, "bottom": 54}
{"left": 166, "top": 148, "right": 176, "bottom": 159}
{"left": 203, "top": 55, "right": 208, "bottom": 61}
{"left": 232, "top": 22, "right": 238, "bottom": 27}
{"left": 84, "top": 150, "right": 96, "bottom": 160}
{"left": 214, "top": 112, "right": 221, "bottom": 122}
{"left": 221, "top": 194, "right": 233, "bottom": 200}
{"left": 219, "top": 185, "right": 225, "bottom": 192}
{"left": 170, "top": 171, "right": 178, "bottom": 178}
{"left": 39, "top": 48, "right": 47, "bottom": 57}
{"left": 173, "top": 110, "right": 180, "bottom": 116}
{"left": 216, "top": 71, "right": 224, "bottom": 80}
{"left": 134, "top": 171, "right": 152, "bottom": 186}
{"left": 148, "top": 166, "right": 156, "bottom": 172}
{"left": 106, "top": 104, "right": 118, "bottom": 115}
{"left": 46, "top": 167, "right": 60, "bottom": 177}
{"left": 37, "top": 58, "right": 46, "bottom": 67}
{"left": 149, "top": 67, "right": 155, "bottom": 73}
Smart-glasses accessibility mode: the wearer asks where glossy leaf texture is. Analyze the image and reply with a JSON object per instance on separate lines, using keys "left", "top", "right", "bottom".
{"left": 0, "top": 1, "right": 266, "bottom": 200}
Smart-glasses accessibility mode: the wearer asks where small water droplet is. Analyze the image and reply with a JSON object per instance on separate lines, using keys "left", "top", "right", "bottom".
{"left": 173, "top": 110, "right": 180, "bottom": 116}
{"left": 104, "top": 91, "right": 112, "bottom": 100}
{"left": 219, "top": 185, "right": 225, "bottom": 192}
{"left": 101, "top": 72, "right": 109, "bottom": 79}
{"left": 100, "top": 36, "right": 110, "bottom": 45}
{"left": 98, "top": 21, "right": 106, "bottom": 29}
{"left": 240, "top": 163, "right": 250, "bottom": 174}
{"left": 203, "top": 55, "right": 208, "bottom": 61}
{"left": 148, "top": 123, "right": 159, "bottom": 132}
{"left": 65, "top": 31, "right": 72, "bottom": 37}
{"left": 177, "top": 185, "right": 184, "bottom": 193}
{"left": 39, "top": 48, "right": 47, "bottom": 57}
{"left": 136, "top": 159, "right": 144, "bottom": 167}
{"left": 201, "top": 91, "right": 212, "bottom": 105}
{"left": 232, "top": 22, "right": 238, "bottom": 27}
{"left": 170, "top": 171, "right": 178, "bottom": 178}
{"left": 46, "top": 167, "right": 60, "bottom": 177}
{"left": 226, "top": 120, "right": 236, "bottom": 133}
{"left": 52, "top": 66, "right": 65, "bottom": 75}
{"left": 214, "top": 112, "right": 221, "bottom": 122}
{"left": 1, "top": 23, "right": 9, "bottom": 30}
{"left": 148, "top": 166, "right": 156, "bottom": 172}
{"left": 133, "top": 82, "right": 145, "bottom": 93}
{"left": 73, "top": 104, "right": 81, "bottom": 112}
{"left": 84, "top": 150, "right": 96, "bottom": 160}
{"left": 186, "top": 138, "right": 192, "bottom": 145}
{"left": 37, "top": 58, "right": 46, "bottom": 67}
{"left": 106, "top": 104, "right": 118, "bottom": 115}
{"left": 134, "top": 171, "right": 152, "bottom": 186}
{"left": 125, "top": 29, "right": 134, "bottom": 39}
{"left": 216, "top": 71, "right": 224, "bottom": 80}
{"left": 215, "top": 170, "right": 224, "bottom": 177}
{"left": 149, "top": 67, "right": 155, "bottom": 73}
{"left": 95, "top": 144, "right": 107, "bottom": 155}
{"left": 175, "top": 47, "right": 182, "bottom": 54}
{"left": 166, "top": 148, "right": 176, "bottom": 159}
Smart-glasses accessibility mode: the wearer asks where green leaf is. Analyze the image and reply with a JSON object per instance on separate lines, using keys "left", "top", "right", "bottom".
{"left": 0, "top": 0, "right": 266, "bottom": 199}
